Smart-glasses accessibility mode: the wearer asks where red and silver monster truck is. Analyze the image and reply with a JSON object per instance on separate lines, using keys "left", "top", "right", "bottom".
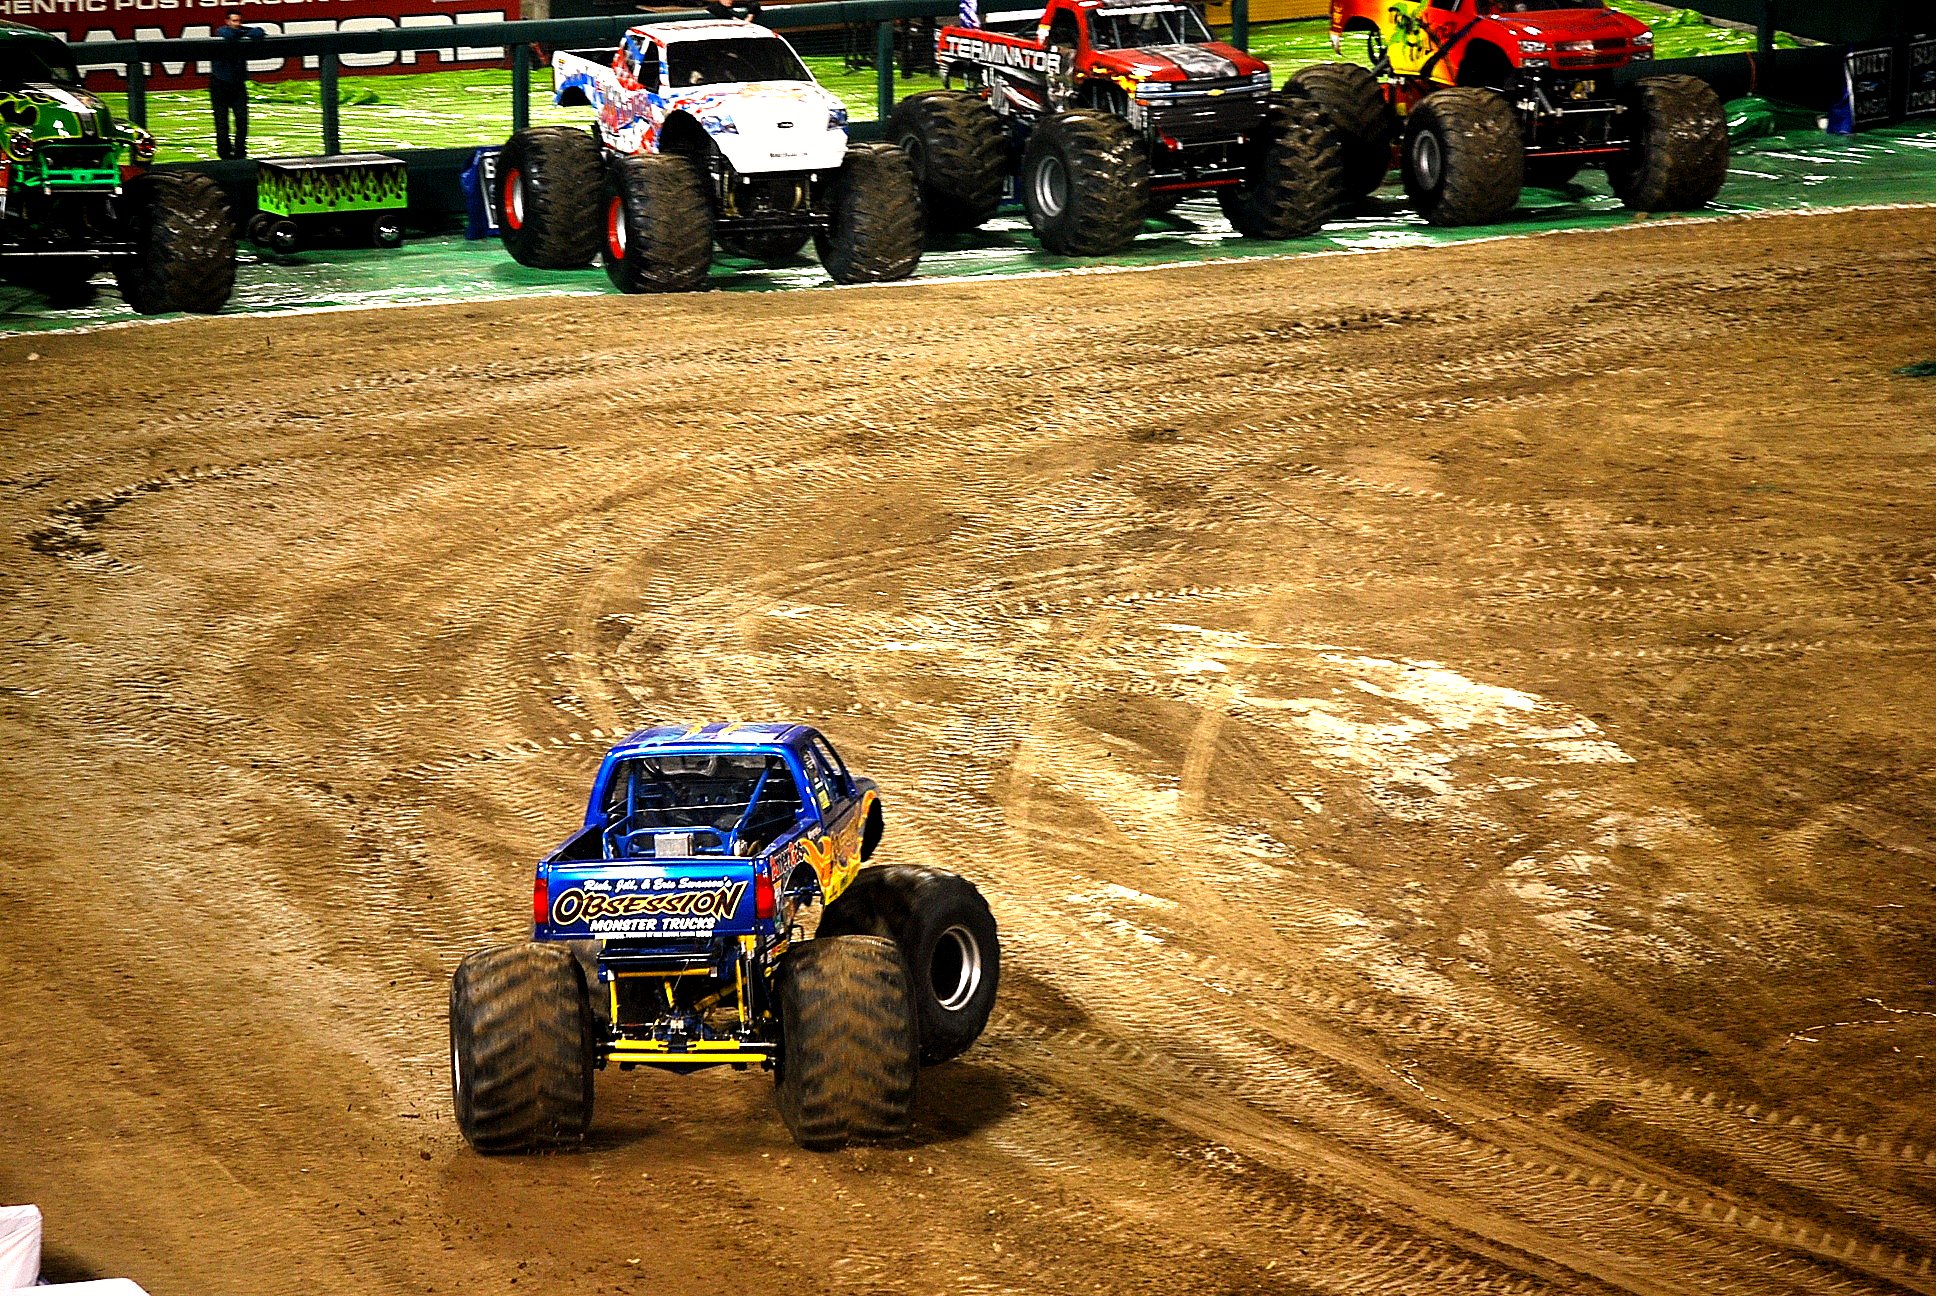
{"left": 889, "top": 0, "right": 1342, "bottom": 255}
{"left": 497, "top": 19, "right": 922, "bottom": 291}
{"left": 449, "top": 723, "right": 999, "bottom": 1152}
{"left": 1289, "top": 0, "right": 1728, "bottom": 225}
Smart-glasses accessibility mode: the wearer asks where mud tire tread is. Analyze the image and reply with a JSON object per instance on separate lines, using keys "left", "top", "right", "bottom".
{"left": 449, "top": 942, "right": 596, "bottom": 1154}
{"left": 1219, "top": 97, "right": 1343, "bottom": 240}
{"left": 815, "top": 141, "right": 923, "bottom": 284}
{"left": 1402, "top": 87, "right": 1523, "bottom": 227}
{"left": 888, "top": 90, "right": 1008, "bottom": 235}
{"left": 115, "top": 171, "right": 235, "bottom": 315}
{"left": 1020, "top": 109, "right": 1150, "bottom": 257}
{"left": 1285, "top": 61, "right": 1395, "bottom": 202}
{"left": 818, "top": 864, "right": 1000, "bottom": 1065}
{"left": 604, "top": 152, "right": 713, "bottom": 293}
{"left": 499, "top": 126, "right": 603, "bottom": 270}
{"left": 1608, "top": 74, "right": 1729, "bottom": 212}
{"left": 775, "top": 935, "right": 918, "bottom": 1150}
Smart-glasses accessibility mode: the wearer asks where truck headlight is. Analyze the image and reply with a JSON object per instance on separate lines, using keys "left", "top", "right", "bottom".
{"left": 6, "top": 129, "right": 33, "bottom": 160}
{"left": 1519, "top": 40, "right": 1547, "bottom": 53}
{"left": 131, "top": 127, "right": 157, "bottom": 163}
{"left": 1250, "top": 70, "right": 1271, "bottom": 88}
{"left": 828, "top": 105, "right": 848, "bottom": 130}
{"left": 1635, "top": 30, "right": 1654, "bottom": 46}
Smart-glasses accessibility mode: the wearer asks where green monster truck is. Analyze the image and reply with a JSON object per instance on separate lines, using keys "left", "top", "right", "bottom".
{"left": 0, "top": 20, "right": 234, "bottom": 311}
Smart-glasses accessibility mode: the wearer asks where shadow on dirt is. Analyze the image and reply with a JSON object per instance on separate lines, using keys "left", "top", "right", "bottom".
{"left": 909, "top": 1058, "right": 1016, "bottom": 1146}
{"left": 36, "top": 1245, "right": 103, "bottom": 1284}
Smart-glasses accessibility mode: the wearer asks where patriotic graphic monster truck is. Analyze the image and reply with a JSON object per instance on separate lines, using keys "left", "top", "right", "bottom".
{"left": 892, "top": 0, "right": 1341, "bottom": 256}
{"left": 497, "top": 19, "right": 922, "bottom": 291}
{"left": 0, "top": 20, "right": 233, "bottom": 312}
{"left": 1290, "top": 0, "right": 1728, "bottom": 225}
{"left": 449, "top": 723, "right": 1000, "bottom": 1152}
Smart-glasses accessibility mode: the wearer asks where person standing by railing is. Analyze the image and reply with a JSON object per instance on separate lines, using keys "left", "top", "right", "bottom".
{"left": 210, "top": 10, "right": 266, "bottom": 160}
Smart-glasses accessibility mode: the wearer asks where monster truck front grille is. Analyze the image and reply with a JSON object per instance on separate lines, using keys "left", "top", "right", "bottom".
{"left": 1132, "top": 81, "right": 1270, "bottom": 141}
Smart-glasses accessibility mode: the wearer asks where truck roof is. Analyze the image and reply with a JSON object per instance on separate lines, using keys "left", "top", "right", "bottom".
{"left": 625, "top": 19, "right": 785, "bottom": 46}
{"left": 607, "top": 721, "right": 817, "bottom": 758}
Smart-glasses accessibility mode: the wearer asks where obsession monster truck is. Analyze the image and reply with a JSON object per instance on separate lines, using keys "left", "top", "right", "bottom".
{"left": 497, "top": 19, "right": 922, "bottom": 291}
{"left": 449, "top": 723, "right": 1000, "bottom": 1152}
{"left": 891, "top": 0, "right": 1341, "bottom": 255}
{"left": 0, "top": 21, "right": 234, "bottom": 311}
{"left": 1289, "top": 0, "right": 1727, "bottom": 225}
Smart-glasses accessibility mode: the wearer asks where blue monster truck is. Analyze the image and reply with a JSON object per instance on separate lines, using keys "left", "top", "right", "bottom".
{"left": 449, "top": 722, "right": 999, "bottom": 1152}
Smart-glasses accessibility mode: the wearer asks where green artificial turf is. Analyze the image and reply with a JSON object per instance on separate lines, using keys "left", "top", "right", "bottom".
{"left": 101, "top": 2, "right": 1798, "bottom": 163}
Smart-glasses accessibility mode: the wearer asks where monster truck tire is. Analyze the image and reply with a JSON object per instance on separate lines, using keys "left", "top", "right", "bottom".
{"left": 1401, "top": 87, "right": 1522, "bottom": 227}
{"left": 1608, "top": 74, "right": 1729, "bottom": 213}
{"left": 499, "top": 126, "right": 603, "bottom": 270}
{"left": 818, "top": 865, "right": 999, "bottom": 1066}
{"left": 814, "top": 141, "right": 923, "bottom": 285}
{"left": 887, "top": 90, "right": 1008, "bottom": 235}
{"left": 1021, "top": 109, "right": 1150, "bottom": 257}
{"left": 1284, "top": 62, "right": 1395, "bottom": 202}
{"left": 449, "top": 942, "right": 596, "bottom": 1154}
{"left": 775, "top": 935, "right": 918, "bottom": 1150}
{"left": 603, "top": 153, "right": 713, "bottom": 294}
{"left": 113, "top": 171, "right": 234, "bottom": 315}
{"left": 1220, "top": 97, "right": 1342, "bottom": 241}
{"left": 1524, "top": 156, "right": 1585, "bottom": 189}
{"left": 716, "top": 227, "right": 810, "bottom": 263}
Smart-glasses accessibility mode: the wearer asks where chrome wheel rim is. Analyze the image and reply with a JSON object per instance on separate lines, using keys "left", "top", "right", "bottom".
{"left": 1031, "top": 154, "right": 1070, "bottom": 220}
{"left": 932, "top": 924, "right": 983, "bottom": 1012}
{"left": 1413, "top": 130, "right": 1444, "bottom": 192}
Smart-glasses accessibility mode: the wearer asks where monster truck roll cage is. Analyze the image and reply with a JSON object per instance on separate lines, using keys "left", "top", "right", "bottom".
{"left": 596, "top": 752, "right": 804, "bottom": 860}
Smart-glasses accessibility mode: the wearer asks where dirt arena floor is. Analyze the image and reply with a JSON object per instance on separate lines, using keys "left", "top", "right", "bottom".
{"left": 3, "top": 207, "right": 1935, "bottom": 1296}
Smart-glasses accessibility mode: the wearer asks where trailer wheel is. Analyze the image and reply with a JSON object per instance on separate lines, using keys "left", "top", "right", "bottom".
{"left": 818, "top": 865, "right": 999, "bottom": 1065}
{"left": 887, "top": 90, "right": 1008, "bottom": 235}
{"left": 603, "top": 153, "right": 713, "bottom": 293}
{"left": 716, "top": 228, "right": 810, "bottom": 264}
{"left": 1220, "top": 97, "right": 1342, "bottom": 240}
{"left": 1608, "top": 74, "right": 1729, "bottom": 213}
{"left": 814, "top": 141, "right": 923, "bottom": 285}
{"left": 1284, "top": 61, "right": 1395, "bottom": 203}
{"left": 1401, "top": 87, "right": 1522, "bottom": 227}
{"left": 1020, "top": 109, "right": 1149, "bottom": 256}
{"left": 114, "top": 171, "right": 235, "bottom": 315}
{"left": 499, "top": 126, "right": 603, "bottom": 269}
{"left": 775, "top": 936, "right": 918, "bottom": 1150}
{"left": 449, "top": 942, "right": 596, "bottom": 1154}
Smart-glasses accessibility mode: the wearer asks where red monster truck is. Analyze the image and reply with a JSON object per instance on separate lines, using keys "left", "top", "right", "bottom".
{"left": 888, "top": 0, "right": 1342, "bottom": 255}
{"left": 1288, "top": 0, "right": 1728, "bottom": 225}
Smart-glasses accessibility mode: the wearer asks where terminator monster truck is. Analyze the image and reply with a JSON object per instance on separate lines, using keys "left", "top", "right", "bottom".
{"left": 1289, "top": 0, "right": 1728, "bottom": 225}
{"left": 0, "top": 20, "right": 233, "bottom": 311}
{"left": 890, "top": 0, "right": 1341, "bottom": 255}
{"left": 497, "top": 19, "right": 922, "bottom": 291}
{"left": 449, "top": 723, "right": 1000, "bottom": 1152}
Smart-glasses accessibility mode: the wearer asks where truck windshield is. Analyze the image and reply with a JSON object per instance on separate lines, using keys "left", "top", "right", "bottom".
{"left": 1087, "top": 5, "right": 1214, "bottom": 50}
{"left": 666, "top": 37, "right": 809, "bottom": 87}
{"left": 0, "top": 41, "right": 82, "bottom": 86}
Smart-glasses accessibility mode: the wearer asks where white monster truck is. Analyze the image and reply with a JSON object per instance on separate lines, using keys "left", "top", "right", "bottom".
{"left": 498, "top": 19, "right": 923, "bottom": 291}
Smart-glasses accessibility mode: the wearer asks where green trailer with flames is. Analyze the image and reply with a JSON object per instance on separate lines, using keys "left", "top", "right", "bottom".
{"left": 247, "top": 153, "right": 408, "bottom": 252}
{"left": 0, "top": 19, "right": 234, "bottom": 312}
